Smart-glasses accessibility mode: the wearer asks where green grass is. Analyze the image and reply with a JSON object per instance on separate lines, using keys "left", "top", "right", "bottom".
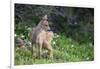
{"left": 14, "top": 33, "right": 94, "bottom": 65}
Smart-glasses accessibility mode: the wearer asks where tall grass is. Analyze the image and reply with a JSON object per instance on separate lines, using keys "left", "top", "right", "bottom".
{"left": 15, "top": 33, "right": 94, "bottom": 65}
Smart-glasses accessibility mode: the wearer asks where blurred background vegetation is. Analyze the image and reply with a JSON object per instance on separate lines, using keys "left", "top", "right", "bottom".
{"left": 14, "top": 3, "right": 94, "bottom": 65}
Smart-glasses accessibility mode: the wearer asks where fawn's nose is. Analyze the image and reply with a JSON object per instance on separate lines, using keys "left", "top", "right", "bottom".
{"left": 47, "top": 26, "right": 51, "bottom": 31}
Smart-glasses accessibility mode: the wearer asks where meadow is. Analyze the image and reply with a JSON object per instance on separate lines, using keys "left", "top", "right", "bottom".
{"left": 15, "top": 27, "right": 94, "bottom": 65}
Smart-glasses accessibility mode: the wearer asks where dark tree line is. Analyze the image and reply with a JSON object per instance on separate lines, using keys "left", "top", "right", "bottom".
{"left": 15, "top": 3, "right": 94, "bottom": 44}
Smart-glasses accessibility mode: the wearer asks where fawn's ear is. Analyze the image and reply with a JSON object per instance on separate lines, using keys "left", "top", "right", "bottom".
{"left": 42, "top": 15, "right": 48, "bottom": 20}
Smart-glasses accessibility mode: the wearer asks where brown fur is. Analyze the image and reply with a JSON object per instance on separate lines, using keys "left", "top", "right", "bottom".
{"left": 31, "top": 15, "right": 53, "bottom": 59}
{"left": 43, "top": 31, "right": 53, "bottom": 58}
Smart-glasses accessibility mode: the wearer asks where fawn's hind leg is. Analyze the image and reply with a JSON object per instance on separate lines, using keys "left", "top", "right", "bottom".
{"left": 47, "top": 45, "right": 53, "bottom": 59}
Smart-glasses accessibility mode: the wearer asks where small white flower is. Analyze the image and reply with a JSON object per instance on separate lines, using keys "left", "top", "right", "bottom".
{"left": 56, "top": 34, "right": 59, "bottom": 38}
{"left": 27, "top": 27, "right": 31, "bottom": 31}
{"left": 21, "top": 34, "right": 24, "bottom": 38}
{"left": 86, "top": 57, "right": 89, "bottom": 60}
{"left": 54, "top": 33, "right": 60, "bottom": 38}
{"left": 71, "top": 45, "right": 74, "bottom": 47}
{"left": 53, "top": 41, "right": 56, "bottom": 45}
{"left": 14, "top": 34, "right": 17, "bottom": 37}
{"left": 29, "top": 42, "right": 31, "bottom": 45}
